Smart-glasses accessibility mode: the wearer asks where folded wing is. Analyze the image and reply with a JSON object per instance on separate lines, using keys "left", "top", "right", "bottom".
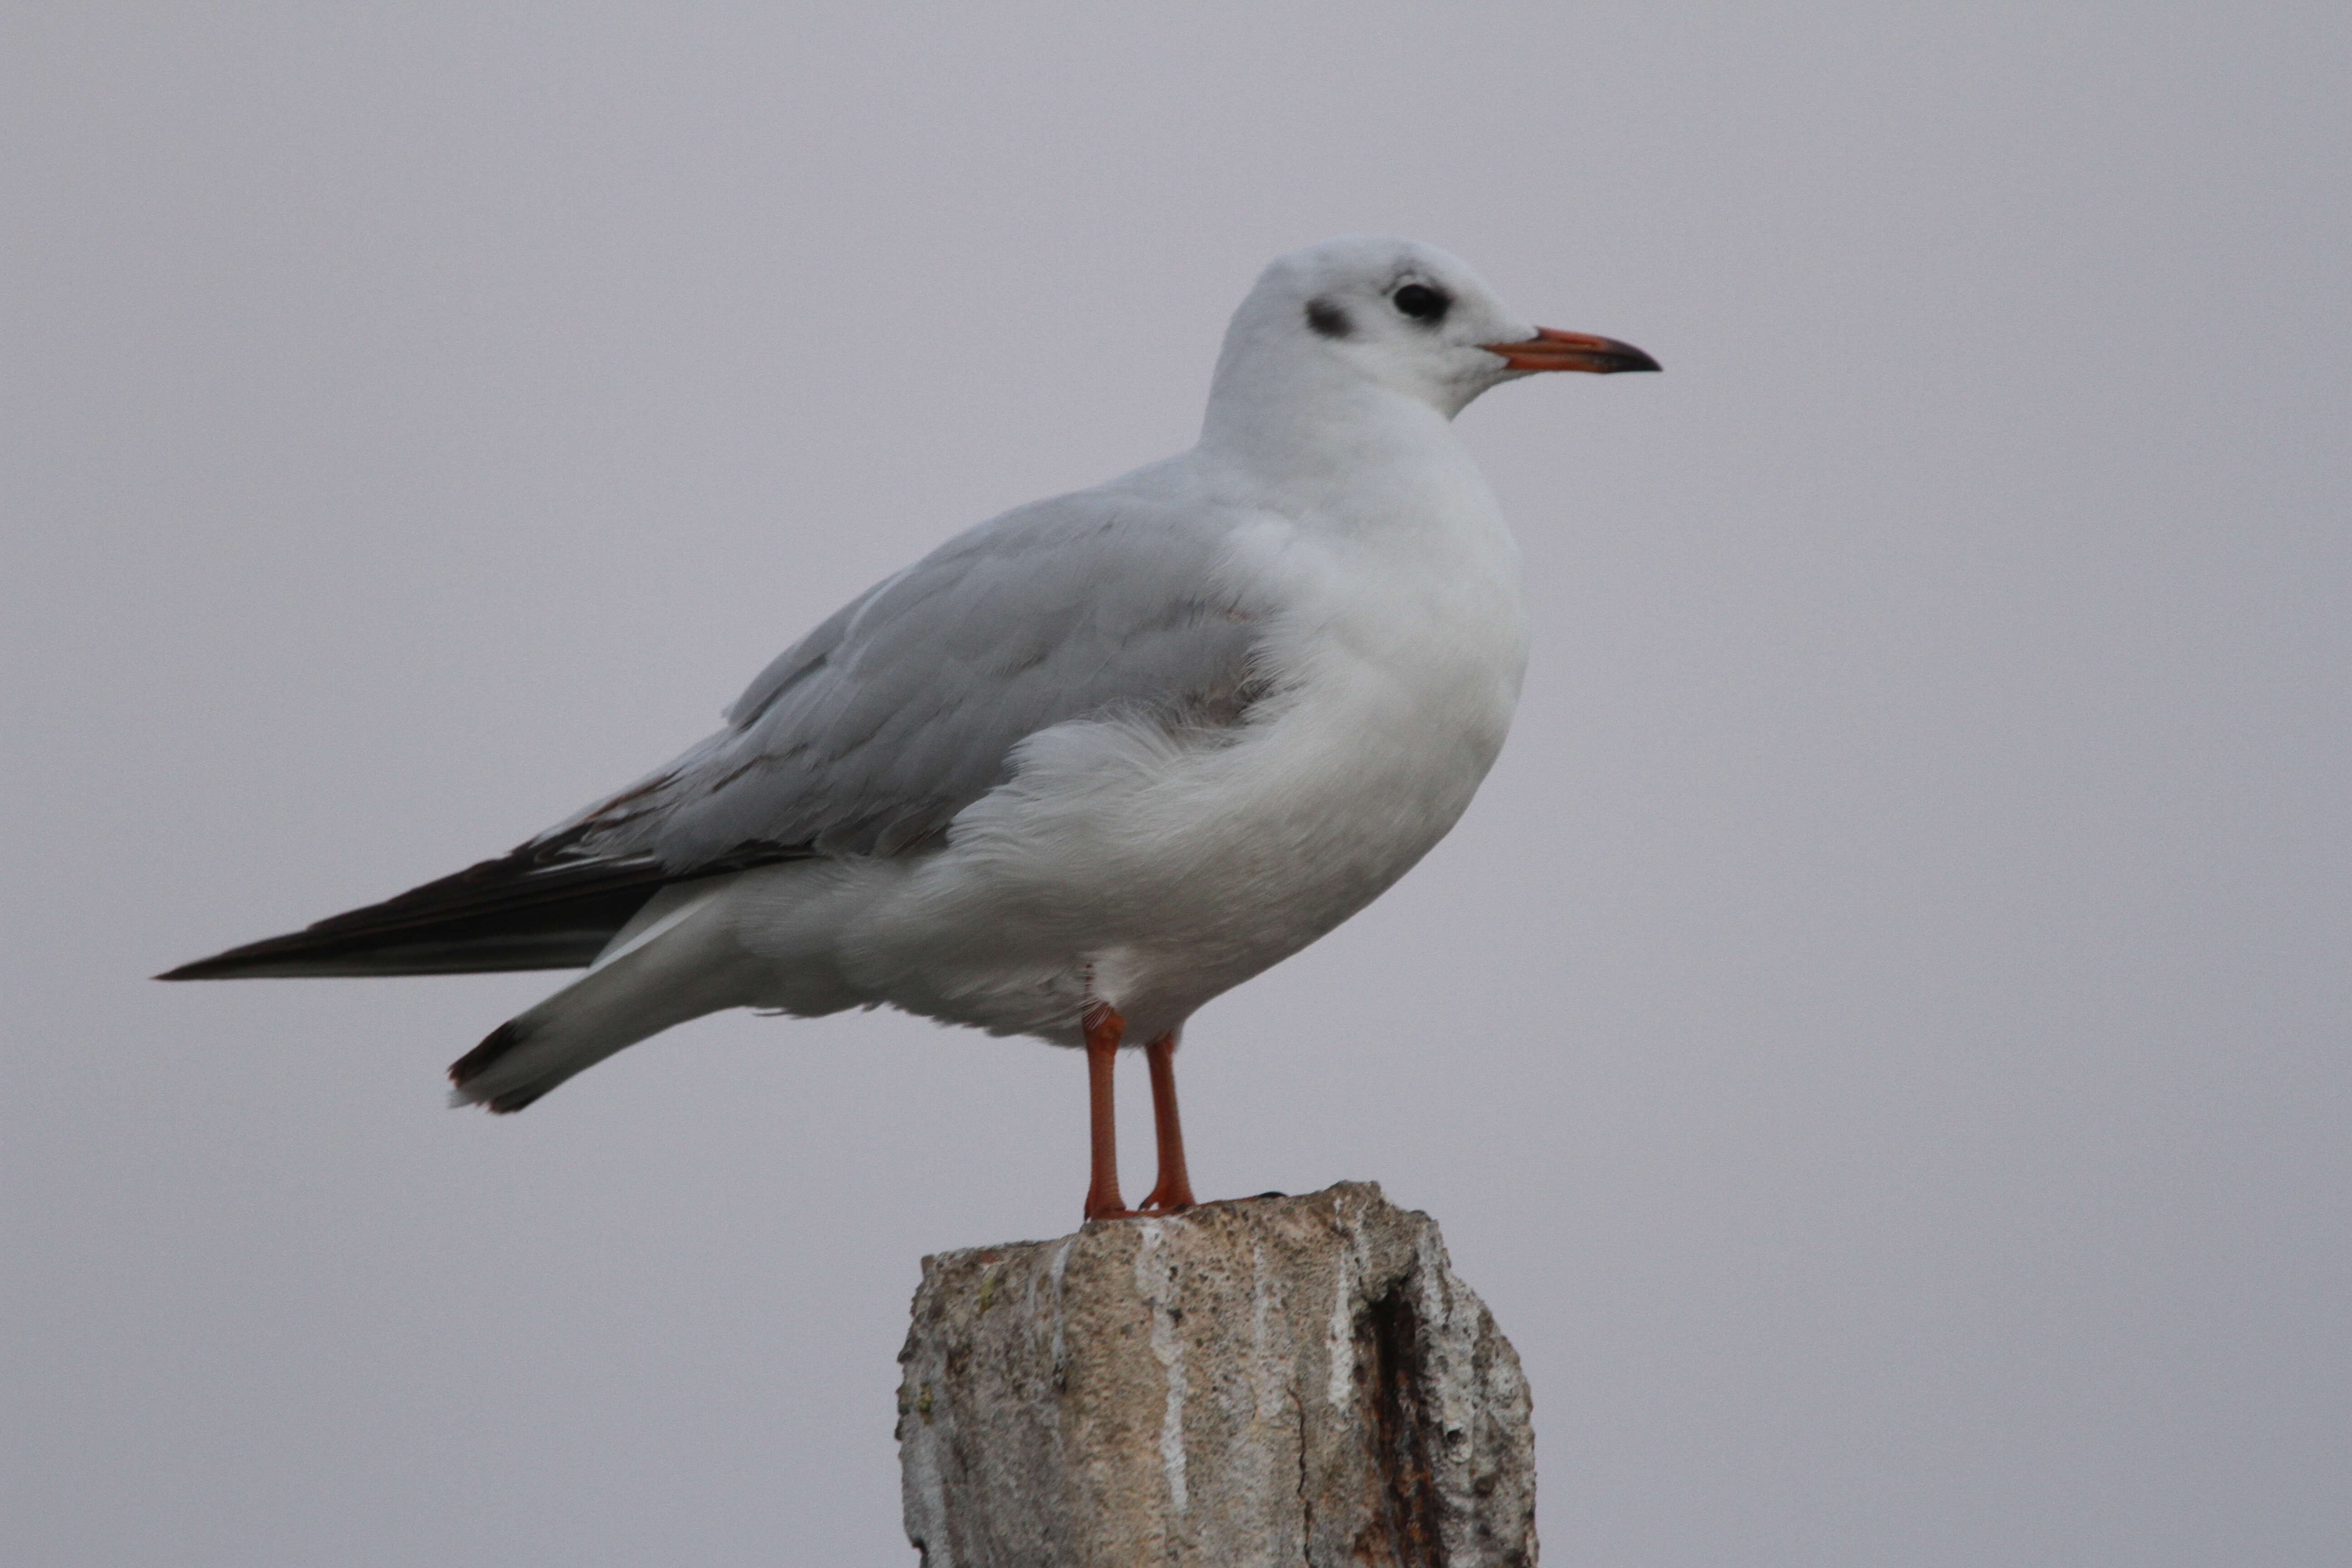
{"left": 161, "top": 487, "right": 1267, "bottom": 980}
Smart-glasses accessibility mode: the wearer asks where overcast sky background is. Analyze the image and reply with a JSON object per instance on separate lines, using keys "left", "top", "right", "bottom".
{"left": 7, "top": 6, "right": 2347, "bottom": 1565}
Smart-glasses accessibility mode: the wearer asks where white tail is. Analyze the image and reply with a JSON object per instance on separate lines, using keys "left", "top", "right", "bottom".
{"left": 447, "top": 883, "right": 758, "bottom": 1112}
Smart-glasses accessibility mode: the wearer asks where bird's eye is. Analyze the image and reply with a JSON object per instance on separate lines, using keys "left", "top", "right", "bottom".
{"left": 1392, "top": 283, "right": 1450, "bottom": 323}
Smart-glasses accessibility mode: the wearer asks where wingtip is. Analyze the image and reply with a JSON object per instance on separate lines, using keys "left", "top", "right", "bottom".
{"left": 149, "top": 930, "right": 320, "bottom": 981}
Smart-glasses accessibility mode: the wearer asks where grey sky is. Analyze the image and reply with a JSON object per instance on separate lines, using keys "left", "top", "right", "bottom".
{"left": 7, "top": 6, "right": 2346, "bottom": 1564}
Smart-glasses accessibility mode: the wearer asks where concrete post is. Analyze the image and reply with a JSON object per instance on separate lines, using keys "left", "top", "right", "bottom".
{"left": 896, "top": 1181, "right": 1536, "bottom": 1566}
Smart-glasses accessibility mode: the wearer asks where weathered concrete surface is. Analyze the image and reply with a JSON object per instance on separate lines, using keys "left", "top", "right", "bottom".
{"left": 896, "top": 1181, "right": 1534, "bottom": 1566}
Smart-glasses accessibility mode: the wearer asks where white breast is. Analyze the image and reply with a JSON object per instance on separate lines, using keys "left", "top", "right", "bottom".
{"left": 807, "top": 433, "right": 1532, "bottom": 1047}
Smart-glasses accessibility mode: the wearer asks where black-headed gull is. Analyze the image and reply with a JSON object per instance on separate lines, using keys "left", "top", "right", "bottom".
{"left": 163, "top": 237, "right": 1657, "bottom": 1220}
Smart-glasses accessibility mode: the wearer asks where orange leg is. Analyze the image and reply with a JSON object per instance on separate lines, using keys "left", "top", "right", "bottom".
{"left": 1080, "top": 1010, "right": 1199, "bottom": 1222}
{"left": 1140, "top": 1029, "right": 1196, "bottom": 1214}
{"left": 1082, "top": 1004, "right": 1131, "bottom": 1221}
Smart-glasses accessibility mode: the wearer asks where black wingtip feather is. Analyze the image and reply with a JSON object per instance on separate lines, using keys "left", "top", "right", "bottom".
{"left": 152, "top": 853, "right": 684, "bottom": 980}
{"left": 157, "top": 838, "right": 808, "bottom": 982}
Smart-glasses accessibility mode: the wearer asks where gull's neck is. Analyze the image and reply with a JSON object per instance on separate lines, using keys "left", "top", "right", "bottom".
{"left": 1193, "top": 351, "right": 1470, "bottom": 511}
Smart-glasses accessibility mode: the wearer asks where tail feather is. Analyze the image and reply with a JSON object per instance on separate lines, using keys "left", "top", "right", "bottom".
{"left": 446, "top": 883, "right": 760, "bottom": 1112}
{"left": 447, "top": 1022, "right": 537, "bottom": 1111}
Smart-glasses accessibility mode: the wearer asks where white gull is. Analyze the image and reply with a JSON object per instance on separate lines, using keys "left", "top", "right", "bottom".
{"left": 162, "top": 236, "right": 1658, "bottom": 1219}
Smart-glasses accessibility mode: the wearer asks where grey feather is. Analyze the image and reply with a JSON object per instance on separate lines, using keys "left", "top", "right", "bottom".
{"left": 542, "top": 484, "right": 1269, "bottom": 874}
{"left": 161, "top": 480, "right": 1274, "bottom": 982}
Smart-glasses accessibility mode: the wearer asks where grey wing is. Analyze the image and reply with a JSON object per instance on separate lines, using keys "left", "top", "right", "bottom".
{"left": 157, "top": 486, "right": 1269, "bottom": 981}
{"left": 545, "top": 487, "right": 1269, "bottom": 872}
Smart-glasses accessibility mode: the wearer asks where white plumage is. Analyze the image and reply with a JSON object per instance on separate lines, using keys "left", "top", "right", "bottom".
{"left": 163, "top": 235, "right": 1657, "bottom": 1215}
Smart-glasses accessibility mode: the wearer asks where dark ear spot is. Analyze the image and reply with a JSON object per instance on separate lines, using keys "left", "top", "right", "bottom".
{"left": 1305, "top": 298, "right": 1352, "bottom": 338}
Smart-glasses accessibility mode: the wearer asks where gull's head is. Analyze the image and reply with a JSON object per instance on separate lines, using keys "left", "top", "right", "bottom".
{"left": 1210, "top": 235, "right": 1658, "bottom": 423}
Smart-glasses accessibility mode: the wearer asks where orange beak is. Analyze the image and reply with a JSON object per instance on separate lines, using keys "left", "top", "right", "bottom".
{"left": 1480, "top": 326, "right": 1660, "bottom": 374}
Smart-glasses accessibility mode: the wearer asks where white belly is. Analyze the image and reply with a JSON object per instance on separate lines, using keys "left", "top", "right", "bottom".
{"left": 728, "top": 510, "right": 1532, "bottom": 1046}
